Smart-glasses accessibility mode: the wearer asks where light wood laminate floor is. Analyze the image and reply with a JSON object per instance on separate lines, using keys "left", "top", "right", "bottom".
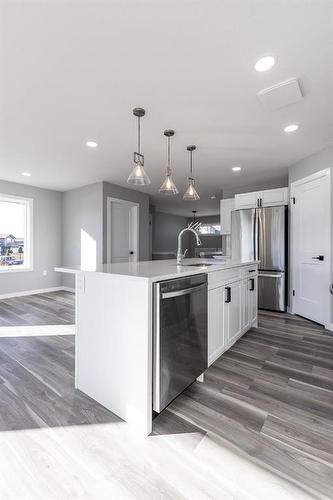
{"left": 0, "top": 293, "right": 332, "bottom": 499}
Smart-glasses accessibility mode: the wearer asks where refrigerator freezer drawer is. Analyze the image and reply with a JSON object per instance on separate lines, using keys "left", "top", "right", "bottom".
{"left": 258, "top": 272, "right": 286, "bottom": 312}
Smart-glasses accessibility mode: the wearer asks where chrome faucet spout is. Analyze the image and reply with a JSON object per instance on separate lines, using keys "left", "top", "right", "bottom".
{"left": 177, "top": 223, "right": 202, "bottom": 265}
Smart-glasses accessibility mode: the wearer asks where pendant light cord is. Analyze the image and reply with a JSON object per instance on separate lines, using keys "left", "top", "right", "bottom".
{"left": 167, "top": 136, "right": 171, "bottom": 171}
{"left": 137, "top": 116, "right": 141, "bottom": 154}
{"left": 190, "top": 150, "right": 193, "bottom": 177}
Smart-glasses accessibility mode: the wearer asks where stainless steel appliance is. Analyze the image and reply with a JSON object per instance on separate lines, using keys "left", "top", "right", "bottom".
{"left": 153, "top": 274, "right": 207, "bottom": 413}
{"left": 231, "top": 206, "right": 287, "bottom": 311}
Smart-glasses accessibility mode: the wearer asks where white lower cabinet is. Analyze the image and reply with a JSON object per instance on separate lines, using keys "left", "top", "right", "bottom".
{"left": 224, "top": 280, "right": 242, "bottom": 346}
{"left": 208, "top": 286, "right": 225, "bottom": 365}
{"left": 248, "top": 275, "right": 258, "bottom": 326}
{"left": 208, "top": 266, "right": 258, "bottom": 366}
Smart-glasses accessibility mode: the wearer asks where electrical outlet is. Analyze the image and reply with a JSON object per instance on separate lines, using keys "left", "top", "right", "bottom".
{"left": 43, "top": 270, "right": 47, "bottom": 276}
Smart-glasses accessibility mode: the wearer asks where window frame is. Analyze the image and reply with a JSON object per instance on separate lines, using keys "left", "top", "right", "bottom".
{"left": 0, "top": 193, "right": 33, "bottom": 273}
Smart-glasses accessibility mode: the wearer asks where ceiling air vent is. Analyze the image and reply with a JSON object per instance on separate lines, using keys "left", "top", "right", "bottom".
{"left": 257, "top": 78, "right": 303, "bottom": 111}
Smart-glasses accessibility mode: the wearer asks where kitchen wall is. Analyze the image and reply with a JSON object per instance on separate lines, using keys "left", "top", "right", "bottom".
{"left": 151, "top": 210, "right": 189, "bottom": 259}
{"left": 62, "top": 182, "right": 103, "bottom": 289}
{"left": 0, "top": 180, "right": 62, "bottom": 296}
{"left": 222, "top": 177, "right": 288, "bottom": 199}
{"left": 102, "top": 181, "right": 150, "bottom": 262}
{"left": 288, "top": 143, "right": 333, "bottom": 321}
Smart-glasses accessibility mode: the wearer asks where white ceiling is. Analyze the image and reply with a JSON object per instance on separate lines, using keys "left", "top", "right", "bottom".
{"left": 1, "top": 0, "right": 333, "bottom": 216}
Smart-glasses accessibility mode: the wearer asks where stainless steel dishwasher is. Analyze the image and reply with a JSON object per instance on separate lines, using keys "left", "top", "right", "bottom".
{"left": 153, "top": 274, "right": 208, "bottom": 413}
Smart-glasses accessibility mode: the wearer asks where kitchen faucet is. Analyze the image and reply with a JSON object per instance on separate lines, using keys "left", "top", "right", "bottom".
{"left": 177, "top": 221, "right": 202, "bottom": 264}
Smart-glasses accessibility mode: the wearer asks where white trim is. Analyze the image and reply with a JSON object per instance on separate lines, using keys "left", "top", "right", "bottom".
{"left": 0, "top": 286, "right": 74, "bottom": 300}
{"left": 62, "top": 286, "right": 75, "bottom": 293}
{"left": 290, "top": 168, "right": 331, "bottom": 324}
{"left": 0, "top": 324, "right": 75, "bottom": 338}
{"left": 106, "top": 196, "right": 139, "bottom": 264}
{"left": 325, "top": 322, "right": 333, "bottom": 332}
{"left": 0, "top": 193, "right": 33, "bottom": 273}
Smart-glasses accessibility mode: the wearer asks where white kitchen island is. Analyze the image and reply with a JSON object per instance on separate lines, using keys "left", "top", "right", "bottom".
{"left": 56, "top": 258, "right": 258, "bottom": 435}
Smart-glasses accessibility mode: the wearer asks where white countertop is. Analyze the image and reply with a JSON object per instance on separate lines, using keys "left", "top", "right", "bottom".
{"left": 55, "top": 258, "right": 259, "bottom": 282}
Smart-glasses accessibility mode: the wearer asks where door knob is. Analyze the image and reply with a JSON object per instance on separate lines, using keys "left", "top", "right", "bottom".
{"left": 312, "top": 255, "right": 324, "bottom": 261}
{"left": 130, "top": 251, "right": 134, "bottom": 255}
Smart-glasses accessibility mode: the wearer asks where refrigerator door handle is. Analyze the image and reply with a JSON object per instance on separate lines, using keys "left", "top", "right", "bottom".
{"left": 254, "top": 210, "right": 259, "bottom": 261}
{"left": 258, "top": 272, "right": 283, "bottom": 278}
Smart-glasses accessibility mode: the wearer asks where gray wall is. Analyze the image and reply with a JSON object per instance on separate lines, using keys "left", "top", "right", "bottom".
{"left": 222, "top": 177, "right": 288, "bottom": 199}
{"left": 152, "top": 211, "right": 189, "bottom": 257}
{"left": 102, "top": 181, "right": 150, "bottom": 262}
{"left": 62, "top": 182, "right": 103, "bottom": 289}
{"left": 0, "top": 180, "right": 62, "bottom": 295}
{"left": 288, "top": 144, "right": 333, "bottom": 321}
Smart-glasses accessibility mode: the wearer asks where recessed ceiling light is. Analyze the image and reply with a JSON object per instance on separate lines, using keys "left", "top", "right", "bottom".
{"left": 232, "top": 166, "right": 241, "bottom": 172}
{"left": 86, "top": 141, "right": 98, "bottom": 148}
{"left": 254, "top": 56, "right": 276, "bottom": 72}
{"left": 21, "top": 172, "right": 31, "bottom": 177}
{"left": 284, "top": 124, "right": 299, "bottom": 133}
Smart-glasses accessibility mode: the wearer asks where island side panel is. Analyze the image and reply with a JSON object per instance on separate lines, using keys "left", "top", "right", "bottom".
{"left": 76, "top": 272, "right": 152, "bottom": 435}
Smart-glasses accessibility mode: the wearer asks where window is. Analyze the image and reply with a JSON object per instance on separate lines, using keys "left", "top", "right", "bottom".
{"left": 0, "top": 194, "right": 33, "bottom": 272}
{"left": 198, "top": 223, "right": 221, "bottom": 236}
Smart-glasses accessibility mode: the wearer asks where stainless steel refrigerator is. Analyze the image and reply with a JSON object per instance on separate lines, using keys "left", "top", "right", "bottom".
{"left": 231, "top": 206, "right": 287, "bottom": 311}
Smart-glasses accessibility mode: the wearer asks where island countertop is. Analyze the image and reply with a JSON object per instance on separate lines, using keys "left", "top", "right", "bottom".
{"left": 55, "top": 258, "right": 259, "bottom": 282}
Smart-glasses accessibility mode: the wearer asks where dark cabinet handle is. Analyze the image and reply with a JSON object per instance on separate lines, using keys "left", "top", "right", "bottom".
{"left": 130, "top": 251, "right": 134, "bottom": 255}
{"left": 312, "top": 255, "right": 324, "bottom": 261}
{"left": 250, "top": 278, "right": 255, "bottom": 291}
{"left": 225, "top": 286, "right": 231, "bottom": 303}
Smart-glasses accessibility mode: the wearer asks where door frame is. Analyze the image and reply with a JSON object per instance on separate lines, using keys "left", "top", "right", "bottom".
{"left": 106, "top": 197, "right": 139, "bottom": 264}
{"left": 290, "top": 168, "right": 331, "bottom": 328}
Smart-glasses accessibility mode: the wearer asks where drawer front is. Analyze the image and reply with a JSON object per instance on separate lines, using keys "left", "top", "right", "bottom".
{"left": 241, "top": 265, "right": 258, "bottom": 278}
{"left": 208, "top": 267, "right": 242, "bottom": 289}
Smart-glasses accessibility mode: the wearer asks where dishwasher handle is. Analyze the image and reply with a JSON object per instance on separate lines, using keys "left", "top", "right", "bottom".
{"left": 161, "top": 282, "right": 206, "bottom": 299}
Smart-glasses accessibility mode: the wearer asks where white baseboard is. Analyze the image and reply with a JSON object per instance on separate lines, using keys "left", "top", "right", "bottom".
{"left": 325, "top": 322, "right": 333, "bottom": 332}
{"left": 0, "top": 324, "right": 76, "bottom": 338}
{"left": 62, "top": 286, "right": 75, "bottom": 293}
{"left": 0, "top": 286, "right": 74, "bottom": 300}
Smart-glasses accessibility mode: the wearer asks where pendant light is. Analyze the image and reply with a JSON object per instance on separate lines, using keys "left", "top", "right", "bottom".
{"left": 159, "top": 129, "right": 179, "bottom": 195}
{"left": 183, "top": 145, "right": 200, "bottom": 200}
{"left": 127, "top": 107, "right": 151, "bottom": 186}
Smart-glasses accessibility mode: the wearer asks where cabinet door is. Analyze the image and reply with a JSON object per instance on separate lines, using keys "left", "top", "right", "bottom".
{"left": 234, "top": 191, "right": 260, "bottom": 209}
{"left": 224, "top": 280, "right": 242, "bottom": 346}
{"left": 220, "top": 198, "right": 235, "bottom": 235}
{"left": 261, "top": 187, "right": 288, "bottom": 207}
{"left": 248, "top": 276, "right": 258, "bottom": 326}
{"left": 208, "top": 287, "right": 225, "bottom": 365}
{"left": 241, "top": 279, "right": 250, "bottom": 332}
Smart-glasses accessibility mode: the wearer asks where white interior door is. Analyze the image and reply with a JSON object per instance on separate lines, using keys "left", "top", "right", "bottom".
{"left": 107, "top": 198, "right": 139, "bottom": 264}
{"left": 291, "top": 169, "right": 330, "bottom": 325}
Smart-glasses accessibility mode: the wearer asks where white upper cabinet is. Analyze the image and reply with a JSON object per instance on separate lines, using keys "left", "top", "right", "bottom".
{"left": 234, "top": 191, "right": 260, "bottom": 209}
{"left": 261, "top": 187, "right": 289, "bottom": 207}
{"left": 234, "top": 187, "right": 289, "bottom": 209}
{"left": 220, "top": 198, "right": 235, "bottom": 234}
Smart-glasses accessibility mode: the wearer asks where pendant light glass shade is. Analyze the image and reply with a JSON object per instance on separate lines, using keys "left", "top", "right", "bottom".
{"left": 127, "top": 161, "right": 151, "bottom": 185}
{"left": 159, "top": 129, "right": 178, "bottom": 195}
{"left": 183, "top": 145, "right": 200, "bottom": 200}
{"left": 183, "top": 178, "right": 200, "bottom": 200}
{"left": 127, "top": 108, "right": 151, "bottom": 186}
{"left": 159, "top": 167, "right": 179, "bottom": 194}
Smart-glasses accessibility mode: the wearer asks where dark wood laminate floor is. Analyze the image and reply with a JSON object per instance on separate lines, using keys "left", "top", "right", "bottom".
{"left": 155, "top": 310, "right": 333, "bottom": 500}
{"left": 0, "top": 293, "right": 332, "bottom": 499}
{"left": 0, "top": 290, "right": 75, "bottom": 326}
